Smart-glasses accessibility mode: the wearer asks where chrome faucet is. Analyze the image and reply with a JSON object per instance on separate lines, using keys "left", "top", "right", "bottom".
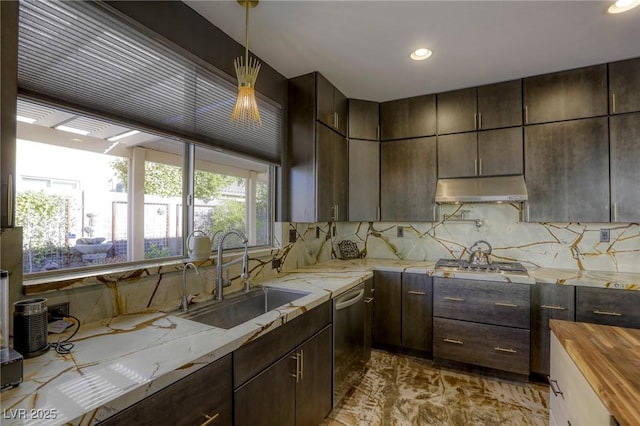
{"left": 181, "top": 262, "right": 199, "bottom": 312}
{"left": 215, "top": 230, "right": 250, "bottom": 301}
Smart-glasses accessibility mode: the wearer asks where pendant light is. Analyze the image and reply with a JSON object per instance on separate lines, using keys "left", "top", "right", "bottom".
{"left": 231, "top": 0, "right": 262, "bottom": 126}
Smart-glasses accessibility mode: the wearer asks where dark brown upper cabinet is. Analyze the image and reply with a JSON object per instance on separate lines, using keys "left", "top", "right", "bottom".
{"left": 610, "top": 112, "right": 640, "bottom": 222}
{"left": 380, "top": 94, "right": 436, "bottom": 141}
{"left": 348, "top": 99, "right": 379, "bottom": 141}
{"left": 437, "top": 80, "right": 523, "bottom": 135}
{"left": 523, "top": 64, "right": 607, "bottom": 124}
{"left": 609, "top": 57, "right": 640, "bottom": 114}
{"left": 438, "top": 128, "right": 523, "bottom": 178}
{"left": 317, "top": 72, "right": 348, "bottom": 136}
{"left": 524, "top": 117, "right": 609, "bottom": 222}
{"left": 437, "top": 87, "right": 477, "bottom": 134}
{"left": 477, "top": 79, "right": 523, "bottom": 129}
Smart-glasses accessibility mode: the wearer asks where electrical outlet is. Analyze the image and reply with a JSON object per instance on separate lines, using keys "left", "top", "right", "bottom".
{"left": 289, "top": 229, "right": 297, "bottom": 243}
{"left": 397, "top": 226, "right": 404, "bottom": 238}
{"left": 600, "top": 228, "right": 610, "bottom": 243}
{"left": 316, "top": 226, "right": 320, "bottom": 239}
{"left": 271, "top": 258, "right": 281, "bottom": 269}
{"left": 48, "top": 302, "right": 70, "bottom": 322}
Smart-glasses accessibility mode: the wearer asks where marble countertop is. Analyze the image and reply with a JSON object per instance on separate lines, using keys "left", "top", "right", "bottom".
{"left": 2, "top": 259, "right": 639, "bottom": 425}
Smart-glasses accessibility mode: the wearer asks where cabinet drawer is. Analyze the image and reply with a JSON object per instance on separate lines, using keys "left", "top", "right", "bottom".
{"left": 433, "top": 278, "right": 530, "bottom": 328}
{"left": 576, "top": 287, "right": 640, "bottom": 328}
{"left": 433, "top": 318, "right": 530, "bottom": 375}
{"left": 234, "top": 301, "right": 331, "bottom": 388}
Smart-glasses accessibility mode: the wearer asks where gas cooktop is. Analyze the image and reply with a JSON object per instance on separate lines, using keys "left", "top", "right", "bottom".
{"left": 435, "top": 259, "right": 528, "bottom": 275}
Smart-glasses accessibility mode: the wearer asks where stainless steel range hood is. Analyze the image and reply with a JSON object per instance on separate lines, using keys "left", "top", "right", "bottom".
{"left": 435, "top": 175, "right": 528, "bottom": 203}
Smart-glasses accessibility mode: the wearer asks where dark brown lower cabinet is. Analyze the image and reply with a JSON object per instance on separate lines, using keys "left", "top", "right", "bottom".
{"left": 530, "top": 283, "right": 575, "bottom": 377}
{"left": 234, "top": 326, "right": 333, "bottom": 426}
{"left": 100, "top": 354, "right": 232, "bottom": 426}
{"left": 401, "top": 273, "right": 432, "bottom": 353}
{"left": 372, "top": 271, "right": 401, "bottom": 347}
{"left": 576, "top": 286, "right": 640, "bottom": 328}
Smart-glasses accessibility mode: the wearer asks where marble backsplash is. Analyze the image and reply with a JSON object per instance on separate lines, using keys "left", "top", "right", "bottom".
{"left": 328, "top": 203, "right": 640, "bottom": 273}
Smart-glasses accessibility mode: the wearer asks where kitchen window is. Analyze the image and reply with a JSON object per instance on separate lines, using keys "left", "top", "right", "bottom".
{"left": 16, "top": 101, "right": 274, "bottom": 275}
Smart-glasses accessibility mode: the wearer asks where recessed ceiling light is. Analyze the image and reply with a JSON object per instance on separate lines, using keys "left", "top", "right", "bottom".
{"left": 607, "top": 0, "right": 640, "bottom": 14}
{"left": 55, "top": 125, "right": 90, "bottom": 136}
{"left": 411, "top": 48, "right": 432, "bottom": 61}
{"left": 17, "top": 115, "right": 36, "bottom": 124}
{"left": 107, "top": 130, "right": 140, "bottom": 142}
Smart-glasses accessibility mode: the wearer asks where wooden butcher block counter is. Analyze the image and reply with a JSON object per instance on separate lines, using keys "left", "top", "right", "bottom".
{"left": 550, "top": 319, "right": 640, "bottom": 426}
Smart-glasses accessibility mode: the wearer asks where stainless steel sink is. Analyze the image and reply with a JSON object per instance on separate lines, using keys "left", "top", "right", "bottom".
{"left": 181, "top": 287, "right": 310, "bottom": 329}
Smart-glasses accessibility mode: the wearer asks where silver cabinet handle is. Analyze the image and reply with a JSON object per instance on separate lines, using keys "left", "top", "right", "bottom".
{"left": 524, "top": 105, "right": 528, "bottom": 124}
{"left": 594, "top": 310, "right": 622, "bottom": 317}
{"left": 547, "top": 376, "right": 564, "bottom": 399}
{"left": 474, "top": 112, "right": 478, "bottom": 130}
{"left": 495, "top": 302, "right": 519, "bottom": 308}
{"left": 444, "top": 296, "right": 464, "bottom": 302}
{"left": 291, "top": 352, "right": 301, "bottom": 383}
{"left": 474, "top": 158, "right": 478, "bottom": 175}
{"left": 364, "top": 297, "right": 374, "bottom": 304}
{"left": 443, "top": 338, "right": 463, "bottom": 345}
{"left": 612, "top": 202, "right": 617, "bottom": 222}
{"left": 376, "top": 125, "right": 380, "bottom": 141}
{"left": 540, "top": 305, "right": 567, "bottom": 311}
{"left": 478, "top": 112, "right": 482, "bottom": 129}
{"left": 199, "top": 413, "right": 220, "bottom": 426}
{"left": 478, "top": 158, "right": 482, "bottom": 176}
{"left": 494, "top": 346, "right": 517, "bottom": 353}
{"left": 407, "top": 291, "right": 426, "bottom": 296}
{"left": 299, "top": 349, "right": 304, "bottom": 380}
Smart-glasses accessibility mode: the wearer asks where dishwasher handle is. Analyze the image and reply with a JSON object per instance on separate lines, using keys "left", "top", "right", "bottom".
{"left": 335, "top": 288, "right": 365, "bottom": 311}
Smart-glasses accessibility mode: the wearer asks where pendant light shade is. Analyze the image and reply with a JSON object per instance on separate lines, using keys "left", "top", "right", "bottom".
{"left": 231, "top": 0, "right": 262, "bottom": 126}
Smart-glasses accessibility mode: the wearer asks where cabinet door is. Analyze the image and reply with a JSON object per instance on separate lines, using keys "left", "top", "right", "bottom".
{"left": 530, "top": 283, "right": 575, "bottom": 377}
{"left": 610, "top": 112, "right": 640, "bottom": 222}
{"left": 437, "top": 133, "right": 477, "bottom": 178}
{"left": 401, "top": 274, "right": 433, "bottom": 353}
{"left": 477, "top": 127, "right": 523, "bottom": 176}
{"left": 349, "top": 139, "right": 379, "bottom": 221}
{"left": 437, "top": 87, "right": 477, "bottom": 134}
{"left": 477, "top": 79, "right": 523, "bottom": 129}
{"left": 234, "top": 352, "right": 296, "bottom": 426}
{"left": 523, "top": 64, "right": 607, "bottom": 124}
{"left": 316, "top": 72, "right": 336, "bottom": 130}
{"left": 101, "top": 354, "right": 233, "bottom": 426}
{"left": 295, "top": 326, "right": 333, "bottom": 426}
{"left": 364, "top": 278, "right": 373, "bottom": 363}
{"left": 373, "top": 271, "right": 401, "bottom": 347}
{"left": 381, "top": 137, "right": 437, "bottom": 221}
{"left": 334, "top": 86, "right": 348, "bottom": 136}
{"left": 349, "top": 99, "right": 379, "bottom": 140}
{"left": 576, "top": 286, "right": 640, "bottom": 328}
{"left": 609, "top": 57, "right": 640, "bottom": 114}
{"left": 380, "top": 94, "right": 436, "bottom": 140}
{"left": 333, "top": 132, "right": 349, "bottom": 222}
{"left": 524, "top": 117, "right": 609, "bottom": 222}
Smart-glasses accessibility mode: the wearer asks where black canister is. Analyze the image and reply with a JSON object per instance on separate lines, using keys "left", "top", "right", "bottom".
{"left": 13, "top": 298, "right": 49, "bottom": 358}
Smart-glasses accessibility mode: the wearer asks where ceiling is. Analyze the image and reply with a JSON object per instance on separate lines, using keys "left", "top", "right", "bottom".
{"left": 184, "top": 0, "right": 640, "bottom": 102}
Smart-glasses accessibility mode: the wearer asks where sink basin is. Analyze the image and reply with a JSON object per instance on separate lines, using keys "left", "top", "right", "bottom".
{"left": 182, "top": 287, "right": 310, "bottom": 329}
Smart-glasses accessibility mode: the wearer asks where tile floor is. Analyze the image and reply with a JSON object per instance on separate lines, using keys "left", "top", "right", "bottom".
{"left": 322, "top": 350, "right": 549, "bottom": 426}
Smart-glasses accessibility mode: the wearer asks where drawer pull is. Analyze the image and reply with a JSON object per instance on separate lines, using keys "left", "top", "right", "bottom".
{"left": 407, "top": 291, "right": 427, "bottom": 296}
{"left": 200, "top": 413, "right": 220, "bottom": 426}
{"left": 364, "top": 297, "right": 374, "bottom": 304}
{"left": 594, "top": 310, "right": 622, "bottom": 317}
{"left": 540, "top": 304, "right": 567, "bottom": 311}
{"left": 443, "top": 338, "right": 463, "bottom": 345}
{"left": 444, "top": 297, "right": 464, "bottom": 302}
{"left": 547, "top": 377, "right": 564, "bottom": 399}
{"left": 494, "top": 346, "right": 517, "bottom": 354}
{"left": 494, "top": 302, "right": 518, "bottom": 308}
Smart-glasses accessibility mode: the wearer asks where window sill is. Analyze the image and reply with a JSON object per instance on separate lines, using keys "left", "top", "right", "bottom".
{"left": 22, "top": 246, "right": 280, "bottom": 295}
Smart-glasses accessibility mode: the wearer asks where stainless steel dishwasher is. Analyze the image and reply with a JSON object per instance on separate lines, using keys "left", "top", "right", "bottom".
{"left": 333, "top": 282, "right": 366, "bottom": 407}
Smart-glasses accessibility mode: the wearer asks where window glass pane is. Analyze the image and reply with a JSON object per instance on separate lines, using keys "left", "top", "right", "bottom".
{"left": 16, "top": 139, "right": 126, "bottom": 273}
{"left": 194, "top": 146, "right": 271, "bottom": 250}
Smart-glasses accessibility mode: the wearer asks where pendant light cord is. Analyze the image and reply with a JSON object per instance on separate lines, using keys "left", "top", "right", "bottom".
{"left": 244, "top": 3, "right": 250, "bottom": 72}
